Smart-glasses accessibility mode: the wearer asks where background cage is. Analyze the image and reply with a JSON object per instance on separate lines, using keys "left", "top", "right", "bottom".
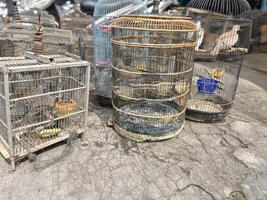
{"left": 186, "top": 18, "right": 251, "bottom": 123}
{"left": 93, "top": 0, "right": 146, "bottom": 104}
{"left": 111, "top": 15, "right": 197, "bottom": 142}
{"left": 0, "top": 24, "right": 75, "bottom": 57}
{"left": 55, "top": 2, "right": 94, "bottom": 60}
{"left": 170, "top": 7, "right": 228, "bottom": 19}
{"left": 240, "top": 10, "right": 267, "bottom": 52}
{"left": 0, "top": 52, "right": 90, "bottom": 169}
{"left": 20, "top": 9, "right": 59, "bottom": 28}
{"left": 186, "top": 0, "right": 251, "bottom": 16}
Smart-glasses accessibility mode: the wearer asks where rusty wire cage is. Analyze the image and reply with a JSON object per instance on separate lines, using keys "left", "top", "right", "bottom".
{"left": 0, "top": 52, "right": 90, "bottom": 169}
{"left": 186, "top": 18, "right": 251, "bottom": 123}
{"left": 111, "top": 15, "right": 197, "bottom": 142}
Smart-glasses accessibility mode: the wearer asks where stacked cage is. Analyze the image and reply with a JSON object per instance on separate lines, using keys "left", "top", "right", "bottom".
{"left": 20, "top": 10, "right": 58, "bottom": 28}
{"left": 55, "top": 3, "right": 94, "bottom": 61}
{"left": 186, "top": 18, "right": 251, "bottom": 122}
{"left": 0, "top": 52, "right": 90, "bottom": 169}
{"left": 93, "top": 0, "right": 145, "bottom": 104}
{"left": 0, "top": 24, "right": 75, "bottom": 57}
{"left": 111, "top": 16, "right": 197, "bottom": 142}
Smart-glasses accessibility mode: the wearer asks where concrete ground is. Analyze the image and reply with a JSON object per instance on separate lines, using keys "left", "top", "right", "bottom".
{"left": 0, "top": 53, "right": 266, "bottom": 200}
{"left": 241, "top": 53, "right": 267, "bottom": 91}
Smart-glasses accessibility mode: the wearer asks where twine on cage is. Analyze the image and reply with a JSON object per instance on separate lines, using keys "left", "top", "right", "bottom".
{"left": 27, "top": 130, "right": 78, "bottom": 172}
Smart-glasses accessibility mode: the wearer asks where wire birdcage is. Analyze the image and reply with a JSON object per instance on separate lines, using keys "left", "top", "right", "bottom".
{"left": 0, "top": 52, "right": 90, "bottom": 169}
{"left": 186, "top": 0, "right": 251, "bottom": 16}
{"left": 240, "top": 10, "right": 267, "bottom": 52}
{"left": 93, "top": 0, "right": 146, "bottom": 104}
{"left": 186, "top": 18, "right": 251, "bottom": 123}
{"left": 111, "top": 15, "right": 197, "bottom": 142}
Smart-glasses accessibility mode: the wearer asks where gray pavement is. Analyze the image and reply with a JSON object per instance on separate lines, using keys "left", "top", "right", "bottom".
{"left": 0, "top": 78, "right": 266, "bottom": 200}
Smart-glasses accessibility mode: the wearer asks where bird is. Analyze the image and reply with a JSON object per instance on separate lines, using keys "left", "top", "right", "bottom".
{"left": 211, "top": 25, "right": 240, "bottom": 55}
{"left": 195, "top": 21, "right": 204, "bottom": 51}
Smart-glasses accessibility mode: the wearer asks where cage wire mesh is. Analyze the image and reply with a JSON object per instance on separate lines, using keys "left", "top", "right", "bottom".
{"left": 186, "top": 0, "right": 251, "bottom": 17}
{"left": 0, "top": 53, "right": 90, "bottom": 168}
{"left": 93, "top": 0, "right": 146, "bottom": 104}
{"left": 111, "top": 15, "right": 197, "bottom": 142}
{"left": 186, "top": 18, "right": 251, "bottom": 123}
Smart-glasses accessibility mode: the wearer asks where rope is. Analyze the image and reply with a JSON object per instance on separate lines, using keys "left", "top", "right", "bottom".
{"left": 177, "top": 184, "right": 216, "bottom": 200}
{"left": 176, "top": 184, "right": 247, "bottom": 200}
{"left": 28, "top": 130, "right": 78, "bottom": 172}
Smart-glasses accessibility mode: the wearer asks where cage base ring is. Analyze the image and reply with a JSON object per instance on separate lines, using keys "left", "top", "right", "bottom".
{"left": 113, "top": 121, "right": 185, "bottom": 143}
{"left": 186, "top": 99, "right": 230, "bottom": 123}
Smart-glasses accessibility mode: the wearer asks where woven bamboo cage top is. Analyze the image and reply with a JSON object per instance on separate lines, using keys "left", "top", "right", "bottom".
{"left": 112, "top": 15, "right": 197, "bottom": 48}
{"left": 112, "top": 15, "right": 197, "bottom": 31}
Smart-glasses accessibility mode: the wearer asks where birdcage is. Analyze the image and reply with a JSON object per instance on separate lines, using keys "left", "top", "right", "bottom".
{"left": 56, "top": 3, "right": 93, "bottom": 30}
{"left": 0, "top": 52, "right": 90, "bottom": 169}
{"left": 55, "top": 2, "right": 93, "bottom": 56}
{"left": 182, "top": 7, "right": 228, "bottom": 19}
{"left": 111, "top": 15, "right": 197, "bottom": 142}
{"left": 93, "top": 0, "right": 146, "bottom": 104}
{"left": 186, "top": 18, "right": 251, "bottom": 123}
{"left": 240, "top": 10, "right": 267, "bottom": 52}
{"left": 78, "top": 28, "right": 93, "bottom": 63}
{"left": 20, "top": 10, "right": 58, "bottom": 28}
{"left": 0, "top": 24, "right": 75, "bottom": 57}
{"left": 186, "top": 0, "right": 251, "bottom": 17}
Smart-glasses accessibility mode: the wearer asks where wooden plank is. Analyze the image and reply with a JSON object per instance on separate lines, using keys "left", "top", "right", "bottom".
{"left": 260, "top": 24, "right": 267, "bottom": 44}
{"left": 0, "top": 142, "right": 10, "bottom": 160}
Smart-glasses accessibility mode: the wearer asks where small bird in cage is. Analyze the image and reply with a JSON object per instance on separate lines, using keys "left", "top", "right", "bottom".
{"left": 211, "top": 25, "right": 240, "bottom": 55}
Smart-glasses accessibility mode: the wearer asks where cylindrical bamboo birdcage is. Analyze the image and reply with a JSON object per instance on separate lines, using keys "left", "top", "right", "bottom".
{"left": 186, "top": 18, "right": 251, "bottom": 123}
{"left": 111, "top": 15, "right": 197, "bottom": 142}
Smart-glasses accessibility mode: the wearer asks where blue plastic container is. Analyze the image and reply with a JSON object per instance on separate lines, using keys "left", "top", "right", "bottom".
{"left": 197, "top": 78, "right": 218, "bottom": 94}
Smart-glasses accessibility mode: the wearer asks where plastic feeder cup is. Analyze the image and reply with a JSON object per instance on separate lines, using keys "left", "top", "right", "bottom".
{"left": 197, "top": 78, "right": 218, "bottom": 94}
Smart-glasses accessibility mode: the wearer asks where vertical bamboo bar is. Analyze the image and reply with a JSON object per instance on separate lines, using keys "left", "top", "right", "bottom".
{"left": 81, "top": 64, "right": 90, "bottom": 142}
{"left": 4, "top": 69, "right": 15, "bottom": 170}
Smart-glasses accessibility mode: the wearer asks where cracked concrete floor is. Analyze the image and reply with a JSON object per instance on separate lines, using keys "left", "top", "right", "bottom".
{"left": 0, "top": 79, "right": 267, "bottom": 200}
